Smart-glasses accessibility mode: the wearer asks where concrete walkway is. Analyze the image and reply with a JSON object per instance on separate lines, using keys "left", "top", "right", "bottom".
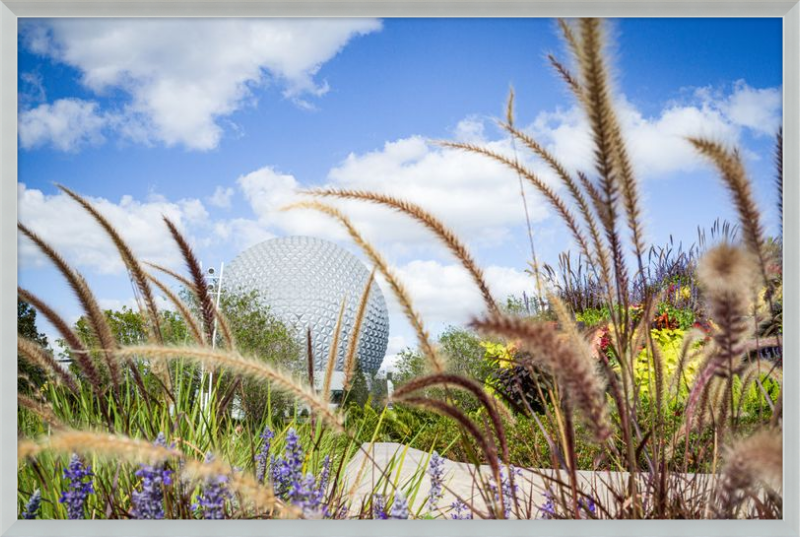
{"left": 343, "top": 442, "right": 717, "bottom": 519}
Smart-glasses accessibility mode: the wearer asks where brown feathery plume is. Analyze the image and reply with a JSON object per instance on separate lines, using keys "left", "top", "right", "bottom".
{"left": 306, "top": 328, "right": 315, "bottom": 393}
{"left": 18, "top": 394, "right": 64, "bottom": 428}
{"left": 577, "top": 171, "right": 606, "bottom": 223}
{"left": 574, "top": 18, "right": 630, "bottom": 304}
{"left": 57, "top": 185, "right": 163, "bottom": 344}
{"left": 18, "top": 223, "right": 121, "bottom": 390}
{"left": 471, "top": 313, "right": 610, "bottom": 442}
{"left": 20, "top": 428, "right": 293, "bottom": 516}
{"left": 439, "top": 141, "right": 595, "bottom": 270}
{"left": 18, "top": 336, "right": 80, "bottom": 395}
{"left": 557, "top": 18, "right": 582, "bottom": 61}
{"left": 343, "top": 270, "right": 375, "bottom": 390}
{"left": 19, "top": 429, "right": 178, "bottom": 464}
{"left": 18, "top": 287, "right": 103, "bottom": 392}
{"left": 146, "top": 274, "right": 205, "bottom": 345}
{"left": 162, "top": 217, "right": 216, "bottom": 344}
{"left": 506, "top": 84, "right": 516, "bottom": 125}
{"left": 117, "top": 345, "right": 344, "bottom": 431}
{"left": 547, "top": 53, "right": 582, "bottom": 98}
{"left": 283, "top": 201, "right": 442, "bottom": 373}
{"left": 719, "top": 428, "right": 782, "bottom": 515}
{"left": 143, "top": 261, "right": 197, "bottom": 292}
{"left": 392, "top": 373, "right": 509, "bottom": 462}
{"left": 145, "top": 261, "right": 236, "bottom": 348}
{"left": 686, "top": 244, "right": 757, "bottom": 423}
{"left": 501, "top": 122, "right": 612, "bottom": 291}
{"left": 322, "top": 298, "right": 346, "bottom": 404}
{"left": 307, "top": 189, "right": 498, "bottom": 314}
{"left": 396, "top": 395, "right": 506, "bottom": 518}
{"left": 687, "top": 138, "right": 769, "bottom": 287}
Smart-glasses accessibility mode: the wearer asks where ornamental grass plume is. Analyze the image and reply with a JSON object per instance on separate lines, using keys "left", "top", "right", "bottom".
{"left": 131, "top": 433, "right": 173, "bottom": 520}
{"left": 59, "top": 454, "right": 94, "bottom": 519}
{"left": 686, "top": 243, "right": 757, "bottom": 422}
{"left": 21, "top": 489, "right": 42, "bottom": 520}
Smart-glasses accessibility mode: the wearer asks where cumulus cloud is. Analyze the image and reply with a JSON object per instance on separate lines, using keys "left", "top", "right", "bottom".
{"left": 18, "top": 98, "right": 107, "bottom": 151}
{"left": 18, "top": 183, "right": 209, "bottom": 274}
{"left": 235, "top": 136, "right": 555, "bottom": 258}
{"left": 527, "top": 81, "right": 781, "bottom": 179}
{"left": 381, "top": 260, "right": 533, "bottom": 328}
{"left": 21, "top": 18, "right": 381, "bottom": 151}
{"left": 207, "top": 186, "right": 235, "bottom": 209}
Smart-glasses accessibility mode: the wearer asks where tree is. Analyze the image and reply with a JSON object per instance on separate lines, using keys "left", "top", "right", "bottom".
{"left": 343, "top": 360, "right": 370, "bottom": 409}
{"left": 218, "top": 291, "right": 300, "bottom": 426}
{"left": 18, "top": 299, "right": 50, "bottom": 392}
{"left": 438, "top": 325, "right": 492, "bottom": 382}
{"left": 392, "top": 347, "right": 426, "bottom": 385}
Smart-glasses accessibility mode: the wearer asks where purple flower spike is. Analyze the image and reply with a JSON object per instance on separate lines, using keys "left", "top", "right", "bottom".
{"left": 427, "top": 451, "right": 444, "bottom": 511}
{"left": 450, "top": 499, "right": 472, "bottom": 520}
{"left": 131, "top": 433, "right": 173, "bottom": 519}
{"left": 22, "top": 489, "right": 42, "bottom": 520}
{"left": 389, "top": 491, "right": 409, "bottom": 519}
{"left": 196, "top": 453, "right": 230, "bottom": 520}
{"left": 538, "top": 490, "right": 555, "bottom": 519}
{"left": 254, "top": 426, "right": 274, "bottom": 484}
{"left": 372, "top": 494, "right": 388, "bottom": 520}
{"left": 59, "top": 454, "right": 94, "bottom": 519}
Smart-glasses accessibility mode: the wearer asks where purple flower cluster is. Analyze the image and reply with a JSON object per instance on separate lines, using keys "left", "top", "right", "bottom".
{"left": 489, "top": 466, "right": 521, "bottom": 519}
{"left": 59, "top": 454, "right": 94, "bottom": 519}
{"left": 389, "top": 491, "right": 409, "bottom": 519}
{"left": 195, "top": 453, "right": 230, "bottom": 520}
{"left": 427, "top": 451, "right": 444, "bottom": 511}
{"left": 580, "top": 496, "right": 596, "bottom": 518}
{"left": 254, "top": 425, "right": 274, "bottom": 484}
{"left": 372, "top": 494, "right": 388, "bottom": 520}
{"left": 270, "top": 429, "right": 330, "bottom": 518}
{"left": 538, "top": 490, "right": 555, "bottom": 519}
{"left": 538, "top": 490, "right": 597, "bottom": 519}
{"left": 449, "top": 499, "right": 473, "bottom": 520}
{"left": 131, "top": 433, "right": 173, "bottom": 519}
{"left": 272, "top": 429, "right": 304, "bottom": 501}
{"left": 21, "top": 489, "right": 42, "bottom": 520}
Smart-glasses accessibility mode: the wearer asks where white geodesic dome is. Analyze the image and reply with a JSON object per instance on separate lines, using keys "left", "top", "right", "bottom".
{"left": 224, "top": 236, "right": 389, "bottom": 374}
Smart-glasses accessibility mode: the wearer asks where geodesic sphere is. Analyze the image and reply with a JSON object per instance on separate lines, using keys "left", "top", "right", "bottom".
{"left": 223, "top": 236, "right": 389, "bottom": 374}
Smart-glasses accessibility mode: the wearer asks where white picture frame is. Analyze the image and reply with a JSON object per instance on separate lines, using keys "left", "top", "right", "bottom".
{"left": 1, "top": 2, "right": 797, "bottom": 536}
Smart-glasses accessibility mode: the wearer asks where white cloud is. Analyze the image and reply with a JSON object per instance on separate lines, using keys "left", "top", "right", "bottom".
{"left": 98, "top": 295, "right": 174, "bottom": 313}
{"left": 212, "top": 218, "right": 276, "bottom": 251}
{"left": 384, "top": 260, "right": 533, "bottom": 328}
{"left": 18, "top": 98, "right": 106, "bottom": 151}
{"left": 18, "top": 183, "right": 210, "bottom": 274}
{"left": 208, "top": 186, "right": 235, "bottom": 209}
{"left": 22, "top": 18, "right": 381, "bottom": 150}
{"left": 262, "top": 136, "right": 551, "bottom": 251}
{"left": 20, "top": 71, "right": 47, "bottom": 103}
{"left": 527, "top": 82, "right": 781, "bottom": 180}
{"left": 722, "top": 81, "right": 782, "bottom": 136}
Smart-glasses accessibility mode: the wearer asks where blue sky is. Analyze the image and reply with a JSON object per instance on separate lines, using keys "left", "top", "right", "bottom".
{"left": 17, "top": 18, "right": 783, "bottom": 368}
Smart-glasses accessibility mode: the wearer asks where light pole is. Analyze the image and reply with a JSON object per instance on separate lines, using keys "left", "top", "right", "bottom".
{"left": 201, "top": 262, "right": 224, "bottom": 416}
